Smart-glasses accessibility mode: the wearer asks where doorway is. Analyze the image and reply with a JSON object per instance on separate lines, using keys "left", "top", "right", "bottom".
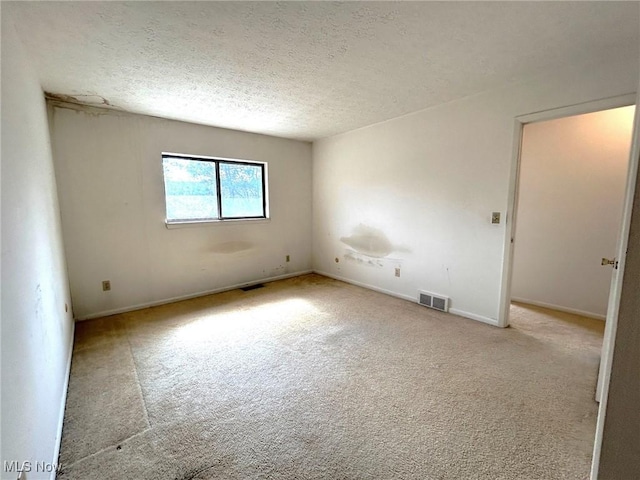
{"left": 498, "top": 94, "right": 637, "bottom": 330}
{"left": 510, "top": 106, "right": 635, "bottom": 322}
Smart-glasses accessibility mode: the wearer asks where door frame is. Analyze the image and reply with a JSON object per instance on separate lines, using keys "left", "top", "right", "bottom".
{"left": 497, "top": 92, "right": 638, "bottom": 328}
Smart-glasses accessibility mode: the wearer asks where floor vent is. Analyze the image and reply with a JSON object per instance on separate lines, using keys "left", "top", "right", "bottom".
{"left": 418, "top": 290, "right": 450, "bottom": 312}
{"left": 241, "top": 283, "right": 264, "bottom": 292}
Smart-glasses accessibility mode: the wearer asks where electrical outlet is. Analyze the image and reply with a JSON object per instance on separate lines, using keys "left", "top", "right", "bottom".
{"left": 102, "top": 280, "right": 111, "bottom": 291}
{"left": 286, "top": 255, "right": 290, "bottom": 262}
{"left": 395, "top": 267, "right": 401, "bottom": 277}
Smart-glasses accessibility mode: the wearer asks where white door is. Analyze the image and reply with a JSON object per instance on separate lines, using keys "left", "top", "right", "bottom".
{"left": 591, "top": 93, "right": 640, "bottom": 479}
{"left": 596, "top": 259, "right": 622, "bottom": 401}
{"left": 595, "top": 100, "right": 640, "bottom": 403}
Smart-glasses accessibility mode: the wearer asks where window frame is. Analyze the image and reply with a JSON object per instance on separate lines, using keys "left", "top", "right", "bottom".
{"left": 161, "top": 152, "right": 268, "bottom": 226}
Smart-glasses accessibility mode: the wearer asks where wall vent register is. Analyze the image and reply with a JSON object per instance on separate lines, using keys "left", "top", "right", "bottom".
{"left": 418, "top": 290, "right": 450, "bottom": 312}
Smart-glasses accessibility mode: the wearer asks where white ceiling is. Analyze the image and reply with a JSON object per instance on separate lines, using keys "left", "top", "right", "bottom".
{"left": 5, "top": 1, "right": 639, "bottom": 141}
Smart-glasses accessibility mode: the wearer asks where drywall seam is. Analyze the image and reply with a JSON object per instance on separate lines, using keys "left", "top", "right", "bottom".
{"left": 314, "top": 270, "right": 500, "bottom": 327}
{"left": 511, "top": 297, "right": 606, "bottom": 321}
{"left": 75, "top": 270, "right": 313, "bottom": 321}
{"left": 50, "top": 320, "right": 75, "bottom": 479}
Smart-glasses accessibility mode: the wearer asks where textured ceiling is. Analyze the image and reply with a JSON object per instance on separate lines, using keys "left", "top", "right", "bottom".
{"left": 5, "top": 1, "right": 640, "bottom": 141}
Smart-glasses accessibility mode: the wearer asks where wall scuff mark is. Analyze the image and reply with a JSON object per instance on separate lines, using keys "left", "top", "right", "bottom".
{"left": 211, "top": 241, "right": 254, "bottom": 254}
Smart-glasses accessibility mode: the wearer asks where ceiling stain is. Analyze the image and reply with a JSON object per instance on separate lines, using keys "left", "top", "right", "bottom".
{"left": 46, "top": 92, "right": 119, "bottom": 109}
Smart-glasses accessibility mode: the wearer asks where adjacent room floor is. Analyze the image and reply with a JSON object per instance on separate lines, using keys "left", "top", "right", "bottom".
{"left": 57, "top": 274, "right": 604, "bottom": 479}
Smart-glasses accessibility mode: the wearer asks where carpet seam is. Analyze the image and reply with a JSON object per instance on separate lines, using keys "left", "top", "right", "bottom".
{"left": 59, "top": 426, "right": 153, "bottom": 471}
{"left": 124, "top": 325, "right": 153, "bottom": 430}
{"left": 60, "top": 330, "right": 153, "bottom": 471}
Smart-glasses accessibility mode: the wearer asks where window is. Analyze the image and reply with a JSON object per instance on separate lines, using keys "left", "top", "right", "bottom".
{"left": 162, "top": 153, "right": 267, "bottom": 224}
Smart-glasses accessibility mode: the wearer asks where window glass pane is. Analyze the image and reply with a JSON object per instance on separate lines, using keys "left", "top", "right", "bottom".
{"left": 162, "top": 157, "right": 218, "bottom": 221}
{"left": 219, "top": 162, "right": 264, "bottom": 218}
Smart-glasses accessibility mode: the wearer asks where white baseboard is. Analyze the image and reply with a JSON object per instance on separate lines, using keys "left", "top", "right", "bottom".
{"left": 52, "top": 319, "right": 75, "bottom": 479}
{"left": 314, "top": 270, "right": 501, "bottom": 327}
{"left": 511, "top": 297, "right": 606, "bottom": 320}
{"left": 448, "top": 308, "right": 500, "bottom": 327}
{"left": 76, "top": 270, "right": 314, "bottom": 321}
{"left": 313, "top": 270, "right": 416, "bottom": 303}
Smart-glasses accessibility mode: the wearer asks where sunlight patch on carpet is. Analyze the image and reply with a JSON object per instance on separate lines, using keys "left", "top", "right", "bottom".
{"left": 171, "top": 298, "right": 319, "bottom": 344}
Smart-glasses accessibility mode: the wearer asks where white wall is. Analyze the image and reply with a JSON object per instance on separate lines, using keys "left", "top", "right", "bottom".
{"left": 312, "top": 58, "right": 638, "bottom": 325}
{"left": 512, "top": 107, "right": 634, "bottom": 319}
{"left": 49, "top": 105, "right": 312, "bottom": 319}
{"left": 1, "top": 19, "right": 74, "bottom": 480}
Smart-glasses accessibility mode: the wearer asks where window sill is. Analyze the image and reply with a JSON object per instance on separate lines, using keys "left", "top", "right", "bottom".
{"left": 165, "top": 218, "right": 271, "bottom": 229}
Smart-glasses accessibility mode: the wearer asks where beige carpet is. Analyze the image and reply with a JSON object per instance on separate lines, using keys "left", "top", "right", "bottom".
{"left": 57, "top": 274, "right": 604, "bottom": 479}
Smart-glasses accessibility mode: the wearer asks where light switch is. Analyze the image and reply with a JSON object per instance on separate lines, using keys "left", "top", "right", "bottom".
{"left": 491, "top": 212, "right": 501, "bottom": 224}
